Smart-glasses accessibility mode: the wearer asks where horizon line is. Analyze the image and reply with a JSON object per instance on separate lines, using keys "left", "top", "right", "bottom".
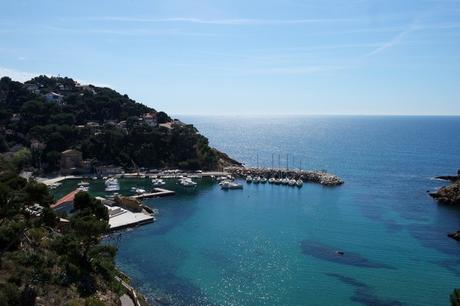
{"left": 172, "top": 113, "right": 460, "bottom": 117}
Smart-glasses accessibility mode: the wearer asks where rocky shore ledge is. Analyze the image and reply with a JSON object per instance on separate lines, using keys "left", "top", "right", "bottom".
{"left": 429, "top": 177, "right": 460, "bottom": 205}
{"left": 429, "top": 170, "right": 460, "bottom": 243}
{"left": 224, "top": 166, "right": 344, "bottom": 186}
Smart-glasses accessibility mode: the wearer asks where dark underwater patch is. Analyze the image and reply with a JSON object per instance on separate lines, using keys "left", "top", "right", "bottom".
{"left": 325, "top": 273, "right": 404, "bottom": 306}
{"left": 300, "top": 239, "right": 394, "bottom": 269}
{"left": 434, "top": 258, "right": 460, "bottom": 277}
{"left": 200, "top": 248, "right": 235, "bottom": 268}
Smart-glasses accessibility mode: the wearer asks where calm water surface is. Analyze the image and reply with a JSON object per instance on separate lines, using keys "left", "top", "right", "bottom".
{"left": 108, "top": 116, "right": 460, "bottom": 305}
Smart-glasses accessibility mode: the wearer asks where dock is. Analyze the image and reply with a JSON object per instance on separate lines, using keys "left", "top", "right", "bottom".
{"left": 132, "top": 188, "right": 175, "bottom": 199}
{"left": 107, "top": 206, "right": 155, "bottom": 231}
{"left": 40, "top": 175, "right": 82, "bottom": 186}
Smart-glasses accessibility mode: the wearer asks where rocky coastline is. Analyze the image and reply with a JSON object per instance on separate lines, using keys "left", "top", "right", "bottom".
{"left": 429, "top": 171, "right": 460, "bottom": 205}
{"left": 429, "top": 170, "right": 460, "bottom": 243}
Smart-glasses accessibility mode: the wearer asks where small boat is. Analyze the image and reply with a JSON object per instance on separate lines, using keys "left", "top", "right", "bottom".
{"left": 105, "top": 177, "right": 118, "bottom": 185}
{"left": 105, "top": 177, "right": 120, "bottom": 192}
{"left": 253, "top": 176, "right": 260, "bottom": 184}
{"left": 220, "top": 180, "right": 243, "bottom": 190}
{"left": 135, "top": 188, "right": 146, "bottom": 194}
{"left": 288, "top": 179, "right": 296, "bottom": 186}
{"left": 78, "top": 180, "right": 90, "bottom": 186}
{"left": 179, "top": 178, "right": 197, "bottom": 187}
{"left": 152, "top": 178, "right": 166, "bottom": 186}
{"left": 296, "top": 179, "right": 303, "bottom": 187}
{"left": 105, "top": 184, "right": 120, "bottom": 192}
{"left": 260, "top": 177, "right": 267, "bottom": 184}
{"left": 217, "top": 176, "right": 228, "bottom": 182}
{"left": 246, "top": 176, "right": 253, "bottom": 183}
{"left": 78, "top": 186, "right": 89, "bottom": 192}
{"left": 48, "top": 182, "right": 62, "bottom": 190}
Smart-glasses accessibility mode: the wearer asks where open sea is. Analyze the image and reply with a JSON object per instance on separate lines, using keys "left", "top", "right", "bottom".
{"left": 72, "top": 116, "right": 460, "bottom": 305}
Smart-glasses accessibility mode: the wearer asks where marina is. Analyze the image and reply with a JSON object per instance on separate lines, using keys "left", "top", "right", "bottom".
{"left": 226, "top": 166, "right": 344, "bottom": 186}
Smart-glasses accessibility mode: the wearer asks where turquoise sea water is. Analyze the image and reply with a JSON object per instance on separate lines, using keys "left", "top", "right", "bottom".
{"left": 101, "top": 116, "right": 458, "bottom": 305}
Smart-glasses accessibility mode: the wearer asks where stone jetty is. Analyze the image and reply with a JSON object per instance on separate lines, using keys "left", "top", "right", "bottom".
{"left": 224, "top": 166, "right": 344, "bottom": 186}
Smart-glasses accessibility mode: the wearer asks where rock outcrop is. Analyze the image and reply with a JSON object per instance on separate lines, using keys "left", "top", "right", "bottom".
{"left": 429, "top": 180, "right": 460, "bottom": 205}
{"left": 447, "top": 231, "right": 460, "bottom": 241}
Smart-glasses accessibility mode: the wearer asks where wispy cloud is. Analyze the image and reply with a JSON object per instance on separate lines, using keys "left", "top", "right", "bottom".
{"left": 364, "top": 21, "right": 419, "bottom": 57}
{"left": 231, "top": 65, "right": 349, "bottom": 75}
{"left": 74, "top": 16, "right": 356, "bottom": 25}
{"left": 44, "top": 25, "right": 220, "bottom": 37}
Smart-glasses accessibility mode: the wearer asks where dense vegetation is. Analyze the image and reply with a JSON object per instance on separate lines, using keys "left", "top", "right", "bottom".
{"left": 0, "top": 158, "right": 122, "bottom": 305}
{"left": 0, "top": 75, "right": 237, "bottom": 174}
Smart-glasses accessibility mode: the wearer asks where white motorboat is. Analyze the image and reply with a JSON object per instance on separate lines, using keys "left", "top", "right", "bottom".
{"left": 296, "top": 179, "right": 303, "bottom": 187}
{"left": 288, "top": 179, "right": 296, "bottom": 186}
{"left": 78, "top": 186, "right": 89, "bottom": 192}
{"left": 216, "top": 176, "right": 228, "bottom": 182}
{"left": 260, "top": 177, "right": 267, "bottom": 184}
{"left": 268, "top": 178, "right": 275, "bottom": 184}
{"left": 105, "top": 177, "right": 118, "bottom": 185}
{"left": 253, "top": 176, "right": 260, "bottom": 184}
{"left": 105, "top": 177, "right": 120, "bottom": 192}
{"left": 48, "top": 182, "right": 62, "bottom": 190}
{"left": 220, "top": 180, "right": 243, "bottom": 190}
{"left": 151, "top": 178, "right": 166, "bottom": 186}
{"left": 135, "top": 188, "right": 146, "bottom": 194}
{"left": 78, "top": 180, "right": 90, "bottom": 186}
{"left": 179, "top": 178, "right": 197, "bottom": 187}
{"left": 105, "top": 184, "right": 120, "bottom": 192}
{"left": 282, "top": 178, "right": 289, "bottom": 185}
{"left": 246, "top": 176, "right": 253, "bottom": 183}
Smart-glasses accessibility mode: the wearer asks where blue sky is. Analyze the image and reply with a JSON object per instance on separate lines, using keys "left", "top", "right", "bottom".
{"left": 0, "top": 0, "right": 459, "bottom": 115}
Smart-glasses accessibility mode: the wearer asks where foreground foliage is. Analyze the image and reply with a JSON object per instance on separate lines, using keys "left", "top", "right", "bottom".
{"left": 0, "top": 158, "right": 120, "bottom": 305}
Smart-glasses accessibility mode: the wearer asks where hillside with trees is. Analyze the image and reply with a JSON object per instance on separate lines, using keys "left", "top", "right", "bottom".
{"left": 0, "top": 157, "right": 135, "bottom": 305}
{"left": 0, "top": 75, "right": 240, "bottom": 174}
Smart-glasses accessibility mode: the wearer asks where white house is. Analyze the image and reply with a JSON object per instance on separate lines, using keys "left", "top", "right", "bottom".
{"left": 44, "top": 92, "right": 64, "bottom": 104}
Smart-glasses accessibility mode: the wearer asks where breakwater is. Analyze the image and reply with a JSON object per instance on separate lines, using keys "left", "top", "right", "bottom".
{"left": 224, "top": 166, "right": 344, "bottom": 186}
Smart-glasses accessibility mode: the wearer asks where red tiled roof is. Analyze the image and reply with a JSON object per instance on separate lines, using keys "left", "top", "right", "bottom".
{"left": 51, "top": 189, "right": 79, "bottom": 209}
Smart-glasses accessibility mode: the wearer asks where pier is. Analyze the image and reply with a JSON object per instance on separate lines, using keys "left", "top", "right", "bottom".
{"left": 225, "top": 166, "right": 344, "bottom": 186}
{"left": 131, "top": 188, "right": 175, "bottom": 199}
